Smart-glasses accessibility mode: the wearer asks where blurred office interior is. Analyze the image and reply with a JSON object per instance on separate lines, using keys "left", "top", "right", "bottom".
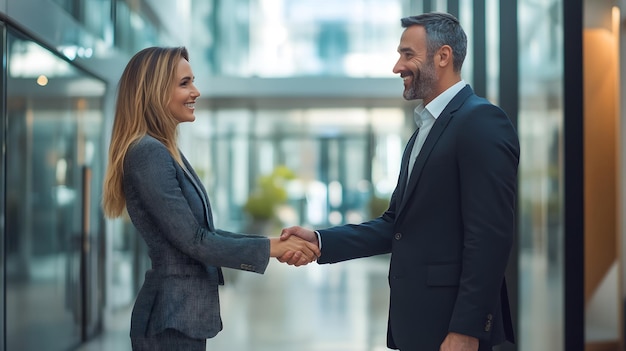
{"left": 0, "top": 0, "right": 622, "bottom": 350}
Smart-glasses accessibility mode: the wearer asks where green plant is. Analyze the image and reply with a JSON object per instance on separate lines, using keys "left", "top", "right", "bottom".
{"left": 244, "top": 165, "right": 296, "bottom": 220}
{"left": 368, "top": 195, "right": 390, "bottom": 219}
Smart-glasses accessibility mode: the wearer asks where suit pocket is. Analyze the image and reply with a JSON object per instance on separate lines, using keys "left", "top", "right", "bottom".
{"left": 426, "top": 263, "right": 461, "bottom": 286}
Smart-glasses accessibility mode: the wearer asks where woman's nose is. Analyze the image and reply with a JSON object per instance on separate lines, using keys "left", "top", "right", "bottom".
{"left": 192, "top": 85, "right": 201, "bottom": 98}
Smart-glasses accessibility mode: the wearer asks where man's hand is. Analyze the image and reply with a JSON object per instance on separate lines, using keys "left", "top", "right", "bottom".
{"left": 277, "top": 226, "right": 318, "bottom": 265}
{"left": 439, "top": 332, "right": 479, "bottom": 351}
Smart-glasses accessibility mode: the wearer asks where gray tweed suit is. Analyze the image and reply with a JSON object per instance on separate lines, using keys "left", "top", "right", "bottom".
{"left": 123, "top": 135, "right": 270, "bottom": 350}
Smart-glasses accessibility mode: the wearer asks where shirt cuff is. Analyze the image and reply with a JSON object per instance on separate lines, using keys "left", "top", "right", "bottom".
{"left": 314, "top": 230, "right": 322, "bottom": 250}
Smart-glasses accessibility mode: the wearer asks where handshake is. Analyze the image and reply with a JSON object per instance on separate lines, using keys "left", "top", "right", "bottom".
{"left": 269, "top": 226, "right": 319, "bottom": 267}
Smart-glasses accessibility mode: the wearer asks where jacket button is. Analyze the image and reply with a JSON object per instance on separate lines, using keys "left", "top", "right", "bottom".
{"left": 394, "top": 233, "right": 402, "bottom": 240}
{"left": 484, "top": 313, "right": 493, "bottom": 331}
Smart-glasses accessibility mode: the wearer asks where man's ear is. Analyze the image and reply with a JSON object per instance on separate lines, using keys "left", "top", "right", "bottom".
{"left": 436, "top": 45, "right": 453, "bottom": 68}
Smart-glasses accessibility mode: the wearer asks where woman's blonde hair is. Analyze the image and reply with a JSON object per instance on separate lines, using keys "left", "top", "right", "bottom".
{"left": 102, "top": 46, "right": 189, "bottom": 218}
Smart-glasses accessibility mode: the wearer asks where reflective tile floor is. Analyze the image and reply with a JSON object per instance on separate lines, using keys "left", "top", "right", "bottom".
{"left": 76, "top": 251, "right": 571, "bottom": 351}
{"left": 77, "top": 256, "right": 391, "bottom": 351}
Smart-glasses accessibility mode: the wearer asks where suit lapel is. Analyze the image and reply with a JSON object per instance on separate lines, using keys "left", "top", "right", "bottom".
{"left": 397, "top": 85, "right": 473, "bottom": 214}
{"left": 180, "top": 154, "right": 215, "bottom": 230}
{"left": 180, "top": 153, "right": 224, "bottom": 285}
{"left": 396, "top": 129, "right": 419, "bottom": 207}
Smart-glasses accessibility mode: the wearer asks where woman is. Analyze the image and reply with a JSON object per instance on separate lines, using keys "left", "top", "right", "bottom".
{"left": 102, "top": 46, "right": 319, "bottom": 350}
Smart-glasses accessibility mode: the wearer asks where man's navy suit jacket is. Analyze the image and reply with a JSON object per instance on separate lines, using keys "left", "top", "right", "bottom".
{"left": 318, "top": 85, "right": 519, "bottom": 350}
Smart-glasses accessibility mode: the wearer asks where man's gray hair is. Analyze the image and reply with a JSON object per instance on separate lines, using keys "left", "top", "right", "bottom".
{"left": 401, "top": 12, "right": 467, "bottom": 72}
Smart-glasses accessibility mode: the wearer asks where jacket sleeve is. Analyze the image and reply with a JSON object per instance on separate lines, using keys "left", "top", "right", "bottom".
{"left": 317, "top": 191, "right": 397, "bottom": 263}
{"left": 124, "top": 139, "right": 270, "bottom": 274}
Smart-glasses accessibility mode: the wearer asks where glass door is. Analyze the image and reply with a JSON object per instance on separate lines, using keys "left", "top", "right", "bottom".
{"left": 5, "top": 29, "right": 106, "bottom": 350}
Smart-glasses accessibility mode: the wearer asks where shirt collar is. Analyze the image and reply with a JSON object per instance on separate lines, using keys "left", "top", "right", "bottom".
{"left": 413, "top": 103, "right": 429, "bottom": 127}
{"left": 414, "top": 80, "right": 466, "bottom": 126}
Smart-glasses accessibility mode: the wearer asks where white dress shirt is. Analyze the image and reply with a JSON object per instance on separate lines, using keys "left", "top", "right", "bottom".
{"left": 406, "top": 80, "right": 466, "bottom": 180}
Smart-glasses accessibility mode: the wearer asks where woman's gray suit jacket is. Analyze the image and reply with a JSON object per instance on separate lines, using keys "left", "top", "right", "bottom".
{"left": 123, "top": 135, "right": 270, "bottom": 340}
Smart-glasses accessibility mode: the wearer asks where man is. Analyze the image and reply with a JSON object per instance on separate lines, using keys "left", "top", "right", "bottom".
{"left": 280, "top": 12, "right": 518, "bottom": 351}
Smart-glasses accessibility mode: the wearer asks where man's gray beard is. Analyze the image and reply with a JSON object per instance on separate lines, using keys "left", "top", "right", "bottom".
{"left": 403, "top": 87, "right": 415, "bottom": 100}
{"left": 404, "top": 64, "right": 436, "bottom": 100}
{"left": 404, "top": 82, "right": 433, "bottom": 101}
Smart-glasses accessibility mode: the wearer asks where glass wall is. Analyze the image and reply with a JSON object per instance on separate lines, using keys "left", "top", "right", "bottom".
{"left": 0, "top": 21, "right": 5, "bottom": 351}
{"left": 114, "top": 0, "right": 160, "bottom": 53}
{"left": 194, "top": 0, "right": 404, "bottom": 77}
{"left": 48, "top": 0, "right": 180, "bottom": 59}
{"left": 5, "top": 28, "right": 107, "bottom": 350}
{"left": 517, "top": 0, "right": 565, "bottom": 350}
{"left": 51, "top": 0, "right": 113, "bottom": 45}
{"left": 178, "top": 106, "right": 407, "bottom": 234}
